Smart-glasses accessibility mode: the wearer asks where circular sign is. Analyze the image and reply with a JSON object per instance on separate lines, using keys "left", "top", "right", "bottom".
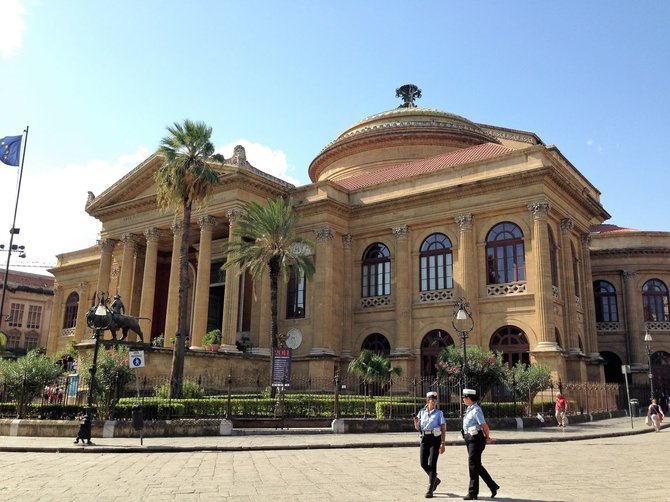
{"left": 285, "top": 328, "right": 303, "bottom": 349}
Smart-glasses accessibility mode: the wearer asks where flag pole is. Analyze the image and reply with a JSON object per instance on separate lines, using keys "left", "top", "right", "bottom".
{"left": 0, "top": 126, "right": 29, "bottom": 332}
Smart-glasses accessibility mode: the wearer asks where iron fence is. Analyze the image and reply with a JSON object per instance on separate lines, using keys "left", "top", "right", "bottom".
{"left": 0, "top": 371, "right": 626, "bottom": 421}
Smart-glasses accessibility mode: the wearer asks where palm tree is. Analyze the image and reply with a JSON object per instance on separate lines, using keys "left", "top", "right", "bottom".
{"left": 348, "top": 349, "right": 402, "bottom": 418}
{"left": 155, "top": 119, "right": 223, "bottom": 399}
{"left": 222, "top": 196, "right": 315, "bottom": 349}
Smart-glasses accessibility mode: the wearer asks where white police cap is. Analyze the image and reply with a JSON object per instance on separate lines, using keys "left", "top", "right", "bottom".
{"left": 426, "top": 391, "right": 438, "bottom": 399}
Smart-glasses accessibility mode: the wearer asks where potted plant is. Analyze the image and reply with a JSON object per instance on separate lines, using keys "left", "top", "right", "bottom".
{"left": 203, "top": 329, "right": 222, "bottom": 351}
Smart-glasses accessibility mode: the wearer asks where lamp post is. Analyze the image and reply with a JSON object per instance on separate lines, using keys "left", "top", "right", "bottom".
{"left": 644, "top": 329, "right": 655, "bottom": 402}
{"left": 74, "top": 295, "right": 110, "bottom": 445}
{"left": 452, "top": 297, "right": 474, "bottom": 390}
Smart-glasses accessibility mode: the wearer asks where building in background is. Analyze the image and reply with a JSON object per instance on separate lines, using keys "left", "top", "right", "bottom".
{"left": 0, "top": 270, "right": 54, "bottom": 355}
{"left": 45, "top": 86, "right": 668, "bottom": 387}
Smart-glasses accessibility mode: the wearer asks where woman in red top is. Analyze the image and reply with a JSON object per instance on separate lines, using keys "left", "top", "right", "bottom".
{"left": 555, "top": 392, "right": 568, "bottom": 427}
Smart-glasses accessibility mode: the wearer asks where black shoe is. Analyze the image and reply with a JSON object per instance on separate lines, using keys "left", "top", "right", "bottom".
{"left": 491, "top": 484, "right": 499, "bottom": 498}
{"left": 432, "top": 477, "right": 441, "bottom": 492}
{"left": 425, "top": 490, "right": 433, "bottom": 498}
{"left": 463, "top": 496, "right": 477, "bottom": 500}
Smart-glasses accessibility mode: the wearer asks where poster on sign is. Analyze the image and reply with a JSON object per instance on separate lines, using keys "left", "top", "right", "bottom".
{"left": 271, "top": 348, "right": 292, "bottom": 387}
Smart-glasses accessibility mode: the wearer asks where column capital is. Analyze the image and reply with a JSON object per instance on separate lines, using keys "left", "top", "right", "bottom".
{"left": 198, "top": 215, "right": 217, "bottom": 232}
{"left": 580, "top": 233, "right": 592, "bottom": 248}
{"left": 171, "top": 220, "right": 183, "bottom": 235}
{"left": 560, "top": 218, "right": 574, "bottom": 234}
{"left": 314, "top": 226, "right": 335, "bottom": 243}
{"left": 144, "top": 227, "right": 162, "bottom": 243}
{"left": 528, "top": 200, "right": 551, "bottom": 219}
{"left": 78, "top": 282, "right": 89, "bottom": 294}
{"left": 455, "top": 213, "right": 474, "bottom": 231}
{"left": 391, "top": 224, "right": 409, "bottom": 240}
{"left": 226, "top": 208, "right": 246, "bottom": 227}
{"left": 121, "top": 233, "right": 140, "bottom": 248}
{"left": 96, "top": 238, "right": 117, "bottom": 253}
{"left": 342, "top": 234, "right": 353, "bottom": 250}
{"left": 623, "top": 270, "right": 636, "bottom": 281}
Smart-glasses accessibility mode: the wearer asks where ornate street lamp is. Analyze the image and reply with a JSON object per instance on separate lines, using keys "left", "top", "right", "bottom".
{"left": 644, "top": 329, "right": 655, "bottom": 402}
{"left": 452, "top": 297, "right": 474, "bottom": 389}
{"left": 74, "top": 296, "right": 110, "bottom": 445}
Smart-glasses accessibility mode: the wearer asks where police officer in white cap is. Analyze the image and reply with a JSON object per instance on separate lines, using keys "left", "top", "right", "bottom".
{"left": 461, "top": 388, "right": 499, "bottom": 500}
{"left": 413, "top": 391, "right": 446, "bottom": 498}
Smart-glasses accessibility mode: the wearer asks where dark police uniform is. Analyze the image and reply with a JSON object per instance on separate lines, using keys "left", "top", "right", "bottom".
{"left": 462, "top": 389, "right": 498, "bottom": 500}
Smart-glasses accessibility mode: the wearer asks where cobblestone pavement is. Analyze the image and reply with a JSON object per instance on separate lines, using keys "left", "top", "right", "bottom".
{"left": 0, "top": 417, "right": 663, "bottom": 501}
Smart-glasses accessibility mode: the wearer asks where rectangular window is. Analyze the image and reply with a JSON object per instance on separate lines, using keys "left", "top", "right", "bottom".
{"left": 8, "top": 303, "right": 24, "bottom": 327}
{"left": 286, "top": 268, "right": 306, "bottom": 319}
{"left": 6, "top": 332, "right": 21, "bottom": 348}
{"left": 27, "top": 305, "right": 42, "bottom": 329}
{"left": 24, "top": 334, "right": 39, "bottom": 350}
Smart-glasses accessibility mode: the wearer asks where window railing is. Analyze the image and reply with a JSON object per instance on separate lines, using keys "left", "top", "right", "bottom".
{"left": 645, "top": 321, "right": 670, "bottom": 331}
{"left": 596, "top": 322, "right": 621, "bottom": 332}
{"left": 487, "top": 281, "right": 527, "bottom": 297}
{"left": 418, "top": 288, "right": 453, "bottom": 303}
{"left": 361, "top": 295, "right": 391, "bottom": 308}
{"left": 60, "top": 327, "right": 75, "bottom": 337}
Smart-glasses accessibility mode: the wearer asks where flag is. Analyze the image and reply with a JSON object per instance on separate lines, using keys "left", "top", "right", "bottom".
{"left": 0, "top": 135, "right": 22, "bottom": 166}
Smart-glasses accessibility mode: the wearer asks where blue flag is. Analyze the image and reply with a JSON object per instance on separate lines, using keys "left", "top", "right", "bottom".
{"left": 0, "top": 135, "right": 22, "bottom": 166}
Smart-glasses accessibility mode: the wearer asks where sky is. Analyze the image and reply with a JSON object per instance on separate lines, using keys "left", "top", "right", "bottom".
{"left": 0, "top": 1, "right": 669, "bottom": 277}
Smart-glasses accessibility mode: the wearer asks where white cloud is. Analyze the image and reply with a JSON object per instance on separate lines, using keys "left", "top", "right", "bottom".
{"left": 0, "top": 147, "right": 150, "bottom": 275}
{"left": 0, "top": 0, "right": 27, "bottom": 58}
{"left": 218, "top": 139, "right": 302, "bottom": 186}
{"left": 586, "top": 139, "right": 594, "bottom": 146}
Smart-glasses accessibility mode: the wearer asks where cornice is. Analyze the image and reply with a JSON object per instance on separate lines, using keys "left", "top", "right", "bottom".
{"left": 590, "top": 247, "right": 670, "bottom": 257}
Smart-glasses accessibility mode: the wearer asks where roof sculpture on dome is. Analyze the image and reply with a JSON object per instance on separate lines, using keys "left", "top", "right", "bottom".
{"left": 395, "top": 84, "right": 422, "bottom": 108}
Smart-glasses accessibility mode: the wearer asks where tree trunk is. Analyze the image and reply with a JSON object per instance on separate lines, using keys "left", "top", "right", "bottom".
{"left": 269, "top": 259, "right": 280, "bottom": 348}
{"left": 170, "top": 201, "right": 192, "bottom": 399}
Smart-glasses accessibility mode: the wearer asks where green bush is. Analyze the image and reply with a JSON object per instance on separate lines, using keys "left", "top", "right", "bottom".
{"left": 154, "top": 378, "right": 205, "bottom": 399}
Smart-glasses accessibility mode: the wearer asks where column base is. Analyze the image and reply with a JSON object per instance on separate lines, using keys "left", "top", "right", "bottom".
{"left": 217, "top": 344, "right": 241, "bottom": 354}
{"left": 534, "top": 342, "right": 562, "bottom": 352}
{"left": 189, "top": 345, "right": 207, "bottom": 351}
{"left": 309, "top": 347, "right": 336, "bottom": 356}
{"left": 251, "top": 347, "right": 271, "bottom": 356}
{"left": 391, "top": 347, "right": 413, "bottom": 357}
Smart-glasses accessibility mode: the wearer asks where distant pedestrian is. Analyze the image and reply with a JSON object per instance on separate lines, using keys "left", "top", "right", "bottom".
{"left": 648, "top": 398, "right": 664, "bottom": 432}
{"left": 461, "top": 388, "right": 499, "bottom": 500}
{"left": 555, "top": 392, "right": 568, "bottom": 427}
{"left": 413, "top": 391, "right": 446, "bottom": 498}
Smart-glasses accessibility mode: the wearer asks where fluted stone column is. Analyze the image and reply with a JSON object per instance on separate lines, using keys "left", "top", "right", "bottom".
{"left": 580, "top": 234, "right": 598, "bottom": 357}
{"left": 221, "top": 208, "right": 245, "bottom": 353}
{"left": 96, "top": 238, "right": 116, "bottom": 297}
{"left": 118, "top": 233, "right": 139, "bottom": 309}
{"left": 528, "top": 201, "right": 555, "bottom": 350}
{"left": 455, "top": 213, "right": 479, "bottom": 339}
{"left": 139, "top": 228, "right": 161, "bottom": 341}
{"left": 392, "top": 225, "right": 411, "bottom": 355}
{"left": 310, "top": 227, "right": 336, "bottom": 356}
{"left": 559, "top": 219, "right": 578, "bottom": 352}
{"left": 341, "top": 234, "right": 353, "bottom": 358}
{"left": 622, "top": 271, "right": 640, "bottom": 364}
{"left": 191, "top": 215, "right": 216, "bottom": 349}
{"left": 46, "top": 284, "right": 62, "bottom": 355}
{"left": 163, "top": 221, "right": 182, "bottom": 348}
{"left": 73, "top": 282, "right": 90, "bottom": 342}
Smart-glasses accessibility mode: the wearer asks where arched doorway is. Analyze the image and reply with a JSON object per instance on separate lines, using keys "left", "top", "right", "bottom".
{"left": 420, "top": 329, "right": 455, "bottom": 379}
{"left": 600, "top": 351, "right": 624, "bottom": 384}
{"left": 652, "top": 351, "right": 670, "bottom": 392}
{"left": 489, "top": 326, "right": 530, "bottom": 367}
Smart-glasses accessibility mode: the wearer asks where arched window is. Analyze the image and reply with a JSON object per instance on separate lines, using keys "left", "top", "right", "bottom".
{"left": 490, "top": 326, "right": 530, "bottom": 367}
{"left": 594, "top": 280, "right": 618, "bottom": 322}
{"left": 486, "top": 222, "right": 525, "bottom": 284}
{"left": 420, "top": 233, "right": 453, "bottom": 291}
{"left": 548, "top": 226, "right": 559, "bottom": 288}
{"left": 361, "top": 243, "right": 391, "bottom": 298}
{"left": 643, "top": 279, "right": 670, "bottom": 322}
{"left": 361, "top": 332, "right": 391, "bottom": 356}
{"left": 286, "top": 267, "right": 306, "bottom": 319}
{"left": 420, "top": 329, "right": 455, "bottom": 378}
{"left": 63, "top": 292, "right": 79, "bottom": 329}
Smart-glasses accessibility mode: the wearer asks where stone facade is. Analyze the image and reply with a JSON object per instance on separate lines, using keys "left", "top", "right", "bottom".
{"left": 47, "top": 93, "right": 667, "bottom": 386}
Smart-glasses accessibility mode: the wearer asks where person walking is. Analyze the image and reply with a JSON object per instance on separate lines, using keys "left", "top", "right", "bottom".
{"left": 555, "top": 391, "right": 568, "bottom": 427}
{"left": 413, "top": 391, "right": 446, "bottom": 498}
{"left": 461, "top": 388, "right": 499, "bottom": 500}
{"left": 648, "top": 398, "right": 664, "bottom": 432}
